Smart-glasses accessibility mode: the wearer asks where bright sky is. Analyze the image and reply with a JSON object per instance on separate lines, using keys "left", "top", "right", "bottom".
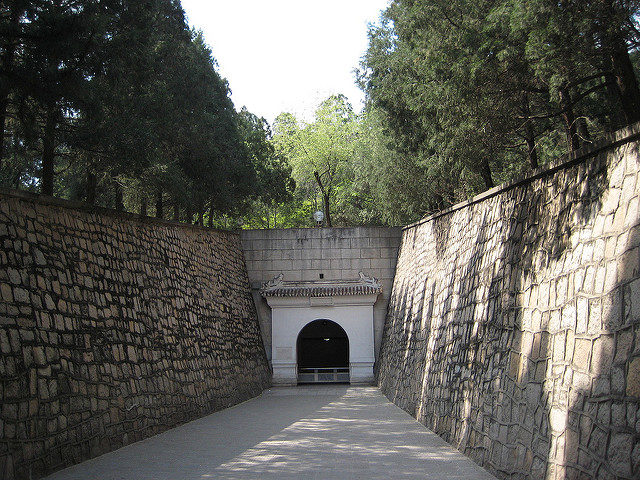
{"left": 180, "top": 0, "right": 390, "bottom": 124}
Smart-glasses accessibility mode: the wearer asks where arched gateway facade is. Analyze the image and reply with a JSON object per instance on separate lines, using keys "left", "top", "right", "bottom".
{"left": 261, "top": 274, "right": 381, "bottom": 385}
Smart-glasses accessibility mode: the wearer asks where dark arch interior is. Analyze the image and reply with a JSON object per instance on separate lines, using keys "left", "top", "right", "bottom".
{"left": 297, "top": 319, "right": 348, "bottom": 368}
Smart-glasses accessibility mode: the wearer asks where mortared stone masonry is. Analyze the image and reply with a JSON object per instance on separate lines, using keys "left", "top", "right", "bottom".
{"left": 0, "top": 192, "right": 270, "bottom": 479}
{"left": 377, "top": 124, "right": 640, "bottom": 479}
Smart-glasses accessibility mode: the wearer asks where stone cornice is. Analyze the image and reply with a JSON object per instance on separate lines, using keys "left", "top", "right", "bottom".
{"left": 261, "top": 272, "right": 382, "bottom": 298}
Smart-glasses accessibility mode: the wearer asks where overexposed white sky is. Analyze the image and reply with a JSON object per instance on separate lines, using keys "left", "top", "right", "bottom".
{"left": 180, "top": 0, "right": 389, "bottom": 124}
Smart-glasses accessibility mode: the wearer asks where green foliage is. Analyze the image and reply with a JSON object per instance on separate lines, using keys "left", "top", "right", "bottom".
{"left": 5, "top": 1, "right": 639, "bottom": 229}
{"left": 358, "top": 0, "right": 640, "bottom": 219}
{"left": 231, "top": 108, "right": 297, "bottom": 228}
{"left": 237, "top": 108, "right": 295, "bottom": 206}
{"left": 354, "top": 108, "right": 453, "bottom": 224}
{"left": 0, "top": 0, "right": 263, "bottom": 224}
{"left": 271, "top": 95, "right": 365, "bottom": 227}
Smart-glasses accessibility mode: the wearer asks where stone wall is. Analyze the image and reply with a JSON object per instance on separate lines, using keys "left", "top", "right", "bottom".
{"left": 0, "top": 191, "right": 271, "bottom": 480}
{"left": 240, "top": 227, "right": 402, "bottom": 363}
{"left": 377, "top": 125, "right": 640, "bottom": 479}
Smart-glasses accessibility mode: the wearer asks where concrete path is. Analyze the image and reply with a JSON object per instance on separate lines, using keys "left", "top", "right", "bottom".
{"left": 45, "top": 386, "right": 497, "bottom": 480}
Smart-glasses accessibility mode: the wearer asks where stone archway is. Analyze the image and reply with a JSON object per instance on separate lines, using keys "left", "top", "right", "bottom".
{"left": 296, "top": 319, "right": 349, "bottom": 383}
{"left": 261, "top": 274, "right": 381, "bottom": 385}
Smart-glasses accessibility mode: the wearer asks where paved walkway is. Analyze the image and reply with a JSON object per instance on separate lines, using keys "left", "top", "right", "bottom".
{"left": 45, "top": 386, "right": 497, "bottom": 480}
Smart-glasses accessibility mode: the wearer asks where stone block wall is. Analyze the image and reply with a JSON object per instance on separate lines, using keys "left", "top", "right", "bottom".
{"left": 240, "top": 227, "right": 402, "bottom": 363}
{"left": 0, "top": 191, "right": 271, "bottom": 480}
{"left": 377, "top": 125, "right": 640, "bottom": 479}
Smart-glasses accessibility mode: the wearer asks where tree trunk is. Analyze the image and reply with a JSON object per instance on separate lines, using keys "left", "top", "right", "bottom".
{"left": 603, "top": 55, "right": 626, "bottom": 130}
{"left": 41, "top": 106, "right": 58, "bottom": 196}
{"left": 155, "top": 188, "right": 163, "bottom": 219}
{"left": 86, "top": 169, "right": 97, "bottom": 205}
{"left": 0, "top": 96, "right": 9, "bottom": 170}
{"left": 601, "top": 23, "right": 640, "bottom": 125}
{"left": 521, "top": 95, "right": 539, "bottom": 169}
{"left": 559, "top": 86, "right": 581, "bottom": 152}
{"left": 186, "top": 204, "right": 193, "bottom": 224}
{"left": 314, "top": 170, "right": 332, "bottom": 227}
{"left": 207, "top": 205, "right": 213, "bottom": 227}
{"left": 323, "top": 193, "right": 332, "bottom": 227}
{"left": 525, "top": 133, "right": 538, "bottom": 170}
{"left": 610, "top": 42, "right": 640, "bottom": 125}
{"left": 576, "top": 116, "right": 591, "bottom": 145}
{"left": 173, "top": 202, "right": 180, "bottom": 221}
{"left": 479, "top": 159, "right": 494, "bottom": 190}
{"left": 139, "top": 194, "right": 147, "bottom": 216}
{"left": 195, "top": 200, "right": 203, "bottom": 226}
{"left": 114, "top": 183, "right": 124, "bottom": 211}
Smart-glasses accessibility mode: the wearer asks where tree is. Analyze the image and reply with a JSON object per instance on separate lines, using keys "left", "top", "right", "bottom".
{"left": 354, "top": 107, "right": 457, "bottom": 224}
{"left": 359, "top": 0, "right": 509, "bottom": 194}
{"left": 358, "top": 0, "right": 640, "bottom": 216}
{"left": 0, "top": 1, "right": 260, "bottom": 225}
{"left": 236, "top": 108, "right": 295, "bottom": 228}
{"left": 7, "top": 0, "right": 121, "bottom": 196}
{"left": 0, "top": 0, "right": 29, "bottom": 167}
{"left": 273, "top": 95, "right": 359, "bottom": 227}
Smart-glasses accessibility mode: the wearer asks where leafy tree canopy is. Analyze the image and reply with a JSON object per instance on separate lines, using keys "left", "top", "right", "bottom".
{"left": 357, "top": 0, "right": 640, "bottom": 217}
{"left": 0, "top": 0, "right": 269, "bottom": 227}
{"left": 5, "top": 1, "right": 640, "bottom": 228}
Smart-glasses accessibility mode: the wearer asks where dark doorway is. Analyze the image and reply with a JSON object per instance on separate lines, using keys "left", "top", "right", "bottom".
{"left": 296, "top": 319, "right": 349, "bottom": 383}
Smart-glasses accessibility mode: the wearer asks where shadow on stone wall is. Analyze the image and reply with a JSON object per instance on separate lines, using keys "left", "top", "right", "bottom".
{"left": 380, "top": 273, "right": 421, "bottom": 412}
{"left": 556, "top": 142, "right": 640, "bottom": 479}
{"left": 434, "top": 214, "right": 453, "bottom": 259}
{"left": 377, "top": 128, "right": 640, "bottom": 479}
{"left": 420, "top": 205, "right": 492, "bottom": 441}
{"left": 469, "top": 146, "right": 623, "bottom": 478}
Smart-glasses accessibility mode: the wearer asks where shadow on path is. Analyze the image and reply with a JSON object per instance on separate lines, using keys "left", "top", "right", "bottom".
{"left": 44, "top": 386, "right": 497, "bottom": 480}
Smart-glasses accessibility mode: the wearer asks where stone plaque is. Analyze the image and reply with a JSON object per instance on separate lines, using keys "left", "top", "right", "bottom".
{"left": 309, "top": 296, "right": 334, "bottom": 306}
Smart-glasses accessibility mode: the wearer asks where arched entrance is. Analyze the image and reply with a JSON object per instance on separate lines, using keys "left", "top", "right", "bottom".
{"left": 296, "top": 319, "right": 350, "bottom": 384}
{"left": 262, "top": 274, "right": 380, "bottom": 385}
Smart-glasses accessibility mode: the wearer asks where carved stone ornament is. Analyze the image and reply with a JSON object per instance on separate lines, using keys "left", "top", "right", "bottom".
{"left": 261, "top": 273, "right": 284, "bottom": 291}
{"left": 358, "top": 271, "right": 380, "bottom": 288}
